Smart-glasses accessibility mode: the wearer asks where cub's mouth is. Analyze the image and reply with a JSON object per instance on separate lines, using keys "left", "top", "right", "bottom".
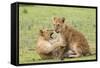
{"left": 55, "top": 29, "right": 60, "bottom": 33}
{"left": 56, "top": 31, "right": 59, "bottom": 33}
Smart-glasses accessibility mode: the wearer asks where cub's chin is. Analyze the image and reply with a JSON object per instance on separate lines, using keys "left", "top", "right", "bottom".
{"left": 55, "top": 30, "right": 60, "bottom": 33}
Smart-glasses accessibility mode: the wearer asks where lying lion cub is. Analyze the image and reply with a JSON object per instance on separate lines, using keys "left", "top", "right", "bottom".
{"left": 36, "top": 29, "right": 66, "bottom": 60}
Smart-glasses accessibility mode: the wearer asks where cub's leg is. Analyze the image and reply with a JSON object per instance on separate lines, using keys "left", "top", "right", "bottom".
{"left": 63, "top": 50, "right": 75, "bottom": 57}
{"left": 57, "top": 46, "right": 66, "bottom": 60}
{"left": 67, "top": 43, "right": 82, "bottom": 58}
{"left": 52, "top": 46, "right": 65, "bottom": 60}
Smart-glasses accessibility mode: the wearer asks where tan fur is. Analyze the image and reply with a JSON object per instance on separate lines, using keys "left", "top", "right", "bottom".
{"left": 36, "top": 29, "right": 65, "bottom": 59}
{"left": 52, "top": 17, "right": 91, "bottom": 58}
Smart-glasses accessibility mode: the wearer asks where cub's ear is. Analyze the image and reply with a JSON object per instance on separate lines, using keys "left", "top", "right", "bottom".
{"left": 62, "top": 17, "right": 65, "bottom": 23}
{"left": 52, "top": 17, "right": 57, "bottom": 24}
{"left": 40, "top": 30, "right": 43, "bottom": 36}
{"left": 53, "top": 17, "right": 57, "bottom": 21}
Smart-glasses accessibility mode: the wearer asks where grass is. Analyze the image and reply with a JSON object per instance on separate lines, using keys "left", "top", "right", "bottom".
{"left": 19, "top": 5, "right": 96, "bottom": 64}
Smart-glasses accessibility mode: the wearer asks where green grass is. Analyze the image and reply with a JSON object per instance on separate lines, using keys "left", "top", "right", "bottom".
{"left": 19, "top": 5, "right": 96, "bottom": 64}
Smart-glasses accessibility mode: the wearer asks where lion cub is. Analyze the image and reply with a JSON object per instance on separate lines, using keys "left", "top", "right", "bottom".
{"left": 36, "top": 29, "right": 65, "bottom": 60}
{"left": 52, "top": 17, "right": 91, "bottom": 58}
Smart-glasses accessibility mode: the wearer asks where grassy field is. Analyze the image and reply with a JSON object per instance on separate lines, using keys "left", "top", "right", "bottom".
{"left": 19, "top": 5, "right": 96, "bottom": 64}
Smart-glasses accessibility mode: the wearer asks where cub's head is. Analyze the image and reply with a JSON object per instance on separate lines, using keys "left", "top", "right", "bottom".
{"left": 52, "top": 17, "right": 65, "bottom": 33}
{"left": 39, "top": 29, "right": 54, "bottom": 40}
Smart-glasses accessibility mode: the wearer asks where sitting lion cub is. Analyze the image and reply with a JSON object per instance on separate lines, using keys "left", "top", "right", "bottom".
{"left": 52, "top": 17, "right": 91, "bottom": 58}
{"left": 36, "top": 29, "right": 66, "bottom": 60}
